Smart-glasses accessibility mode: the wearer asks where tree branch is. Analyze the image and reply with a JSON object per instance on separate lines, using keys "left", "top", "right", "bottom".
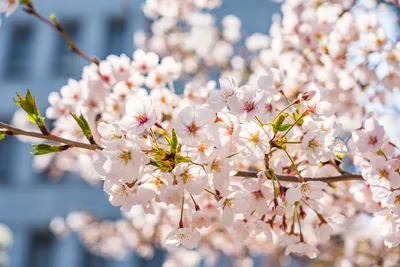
{"left": 0, "top": 121, "right": 364, "bottom": 183}
{"left": 0, "top": 122, "right": 102, "bottom": 151}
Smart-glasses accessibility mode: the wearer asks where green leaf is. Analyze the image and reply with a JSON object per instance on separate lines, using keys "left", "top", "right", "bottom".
{"left": 31, "top": 144, "right": 69, "bottom": 155}
{"left": 272, "top": 113, "right": 288, "bottom": 133}
{"left": 71, "top": 113, "right": 94, "bottom": 144}
{"left": 277, "top": 123, "right": 292, "bottom": 132}
{"left": 19, "top": 0, "right": 31, "bottom": 5}
{"left": 156, "top": 160, "right": 174, "bottom": 172}
{"left": 0, "top": 131, "right": 5, "bottom": 141}
{"left": 174, "top": 154, "right": 191, "bottom": 165}
{"left": 14, "top": 90, "right": 47, "bottom": 134}
{"left": 170, "top": 128, "right": 178, "bottom": 154}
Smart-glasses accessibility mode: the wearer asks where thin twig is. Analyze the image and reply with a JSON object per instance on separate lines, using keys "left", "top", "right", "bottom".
{"left": 23, "top": 2, "right": 99, "bottom": 65}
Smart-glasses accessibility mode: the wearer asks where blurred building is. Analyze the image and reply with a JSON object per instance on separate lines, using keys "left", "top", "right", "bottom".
{"left": 0, "top": 1, "right": 280, "bottom": 267}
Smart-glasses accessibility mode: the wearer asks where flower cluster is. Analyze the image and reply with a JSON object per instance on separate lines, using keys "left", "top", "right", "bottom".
{"left": 2, "top": 0, "right": 400, "bottom": 265}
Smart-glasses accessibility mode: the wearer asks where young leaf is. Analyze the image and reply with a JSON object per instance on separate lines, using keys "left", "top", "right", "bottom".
{"left": 71, "top": 113, "right": 95, "bottom": 144}
{"left": 272, "top": 113, "right": 288, "bottom": 133}
{"left": 31, "top": 144, "right": 70, "bottom": 155}
{"left": 14, "top": 90, "right": 48, "bottom": 134}
{"left": 170, "top": 128, "right": 178, "bottom": 154}
{"left": 0, "top": 131, "right": 5, "bottom": 141}
{"left": 277, "top": 123, "right": 292, "bottom": 132}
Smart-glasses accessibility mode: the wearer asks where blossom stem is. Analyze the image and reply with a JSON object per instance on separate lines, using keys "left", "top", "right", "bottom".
{"left": 296, "top": 205, "right": 304, "bottom": 242}
{"left": 274, "top": 100, "right": 298, "bottom": 122}
{"left": 189, "top": 193, "right": 200, "bottom": 211}
{"left": 149, "top": 128, "right": 159, "bottom": 147}
{"left": 204, "top": 188, "right": 222, "bottom": 199}
{"left": 280, "top": 112, "right": 308, "bottom": 139}
{"left": 284, "top": 141, "right": 302, "bottom": 144}
{"left": 23, "top": 3, "right": 99, "bottom": 65}
{"left": 282, "top": 148, "right": 304, "bottom": 183}
{"left": 179, "top": 196, "right": 185, "bottom": 228}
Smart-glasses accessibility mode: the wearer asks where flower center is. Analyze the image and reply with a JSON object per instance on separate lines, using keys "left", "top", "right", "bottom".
{"left": 126, "top": 81, "right": 133, "bottom": 88}
{"left": 177, "top": 233, "right": 188, "bottom": 241}
{"left": 181, "top": 171, "right": 193, "bottom": 184}
{"left": 140, "top": 64, "right": 147, "bottom": 71}
{"left": 221, "top": 89, "right": 234, "bottom": 99}
{"left": 118, "top": 151, "right": 132, "bottom": 165}
{"left": 300, "top": 184, "right": 311, "bottom": 196}
{"left": 111, "top": 184, "right": 128, "bottom": 197}
{"left": 187, "top": 122, "right": 200, "bottom": 135}
{"left": 151, "top": 177, "right": 164, "bottom": 190}
{"left": 197, "top": 144, "right": 208, "bottom": 152}
{"left": 211, "top": 159, "right": 222, "bottom": 172}
{"left": 254, "top": 191, "right": 263, "bottom": 199}
{"left": 309, "top": 139, "right": 321, "bottom": 150}
{"left": 369, "top": 136, "right": 378, "bottom": 145}
{"left": 265, "top": 103, "right": 273, "bottom": 113}
{"left": 136, "top": 114, "right": 149, "bottom": 125}
{"left": 109, "top": 130, "right": 122, "bottom": 140}
{"left": 380, "top": 169, "right": 389, "bottom": 179}
{"left": 250, "top": 131, "right": 261, "bottom": 144}
{"left": 155, "top": 75, "right": 163, "bottom": 84}
{"left": 244, "top": 101, "right": 255, "bottom": 112}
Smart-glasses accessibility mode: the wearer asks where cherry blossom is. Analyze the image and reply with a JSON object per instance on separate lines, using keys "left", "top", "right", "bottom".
{"left": 164, "top": 227, "right": 201, "bottom": 250}
{"left": 286, "top": 181, "right": 327, "bottom": 205}
{"left": 175, "top": 105, "right": 215, "bottom": 146}
{"left": 352, "top": 117, "right": 386, "bottom": 153}
{"left": 120, "top": 98, "right": 157, "bottom": 135}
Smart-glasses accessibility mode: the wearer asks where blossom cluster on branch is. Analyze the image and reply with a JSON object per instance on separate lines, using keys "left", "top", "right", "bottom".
{"left": 1, "top": 0, "right": 400, "bottom": 266}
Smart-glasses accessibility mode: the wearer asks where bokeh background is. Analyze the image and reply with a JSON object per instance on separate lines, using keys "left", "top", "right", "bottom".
{"left": 0, "top": 0, "right": 286, "bottom": 266}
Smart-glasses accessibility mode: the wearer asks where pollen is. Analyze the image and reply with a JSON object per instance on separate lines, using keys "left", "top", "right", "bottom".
{"left": 109, "top": 130, "right": 122, "bottom": 140}
{"left": 155, "top": 75, "right": 163, "bottom": 84}
{"left": 118, "top": 151, "right": 132, "bottom": 164}
{"left": 211, "top": 159, "right": 222, "bottom": 172}
{"left": 151, "top": 177, "right": 164, "bottom": 190}
{"left": 111, "top": 184, "right": 128, "bottom": 197}
{"left": 300, "top": 183, "right": 311, "bottom": 196}
{"left": 177, "top": 233, "right": 188, "bottom": 241}
{"left": 250, "top": 131, "right": 261, "bottom": 144}
{"left": 380, "top": 169, "right": 389, "bottom": 179}
{"left": 181, "top": 171, "right": 193, "bottom": 184}
{"left": 197, "top": 144, "right": 208, "bottom": 152}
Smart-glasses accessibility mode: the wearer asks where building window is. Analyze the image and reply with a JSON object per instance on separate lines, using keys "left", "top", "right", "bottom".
{"left": 4, "top": 23, "right": 34, "bottom": 80}
{"left": 54, "top": 20, "right": 82, "bottom": 77}
{"left": 28, "top": 230, "right": 55, "bottom": 267}
{"left": 105, "top": 17, "right": 127, "bottom": 57}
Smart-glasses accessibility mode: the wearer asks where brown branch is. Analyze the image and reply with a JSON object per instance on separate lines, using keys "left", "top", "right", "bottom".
{"left": 1, "top": 121, "right": 364, "bottom": 183}
{"left": 23, "top": 2, "right": 99, "bottom": 65}
{"left": 236, "top": 170, "right": 363, "bottom": 183}
{"left": 0, "top": 122, "right": 102, "bottom": 151}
